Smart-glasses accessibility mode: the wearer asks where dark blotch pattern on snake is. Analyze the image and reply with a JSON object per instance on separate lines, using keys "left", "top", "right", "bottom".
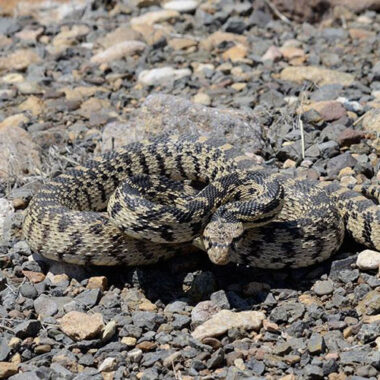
{"left": 22, "top": 135, "right": 380, "bottom": 269}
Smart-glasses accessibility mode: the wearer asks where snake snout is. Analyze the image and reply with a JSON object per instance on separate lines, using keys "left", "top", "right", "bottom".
{"left": 203, "top": 212, "right": 244, "bottom": 265}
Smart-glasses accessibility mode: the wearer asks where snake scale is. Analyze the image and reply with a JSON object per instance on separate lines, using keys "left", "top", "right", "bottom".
{"left": 23, "top": 135, "right": 380, "bottom": 269}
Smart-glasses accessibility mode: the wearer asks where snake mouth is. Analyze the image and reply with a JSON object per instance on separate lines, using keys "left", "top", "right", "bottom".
{"left": 203, "top": 218, "right": 244, "bottom": 265}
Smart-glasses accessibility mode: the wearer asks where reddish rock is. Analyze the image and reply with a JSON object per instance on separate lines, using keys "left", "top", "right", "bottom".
{"left": 337, "top": 128, "right": 364, "bottom": 146}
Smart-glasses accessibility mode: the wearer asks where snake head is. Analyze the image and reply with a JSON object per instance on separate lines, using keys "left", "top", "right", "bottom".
{"left": 203, "top": 211, "right": 244, "bottom": 265}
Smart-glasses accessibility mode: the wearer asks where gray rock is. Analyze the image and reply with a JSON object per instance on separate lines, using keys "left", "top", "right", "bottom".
{"left": 310, "top": 84, "right": 343, "bottom": 101}
{"left": 141, "top": 367, "right": 159, "bottom": 380}
{"left": 172, "top": 314, "right": 191, "bottom": 330}
{"left": 14, "top": 320, "right": 41, "bottom": 339}
{"left": 307, "top": 333, "right": 325, "bottom": 355}
{"left": 20, "top": 284, "right": 38, "bottom": 299}
{"left": 326, "top": 152, "right": 357, "bottom": 177}
{"left": 0, "top": 337, "right": 10, "bottom": 361}
{"left": 210, "top": 290, "right": 230, "bottom": 310}
{"left": 131, "top": 311, "right": 165, "bottom": 331}
{"left": 247, "top": 358, "right": 265, "bottom": 375}
{"left": 183, "top": 271, "right": 217, "bottom": 303}
{"left": 313, "top": 280, "right": 334, "bottom": 296}
{"left": 164, "top": 301, "right": 188, "bottom": 314}
{"left": 304, "top": 364, "right": 324, "bottom": 379}
{"left": 207, "top": 348, "right": 225, "bottom": 369}
{"left": 74, "top": 289, "right": 101, "bottom": 308}
{"left": 357, "top": 323, "right": 380, "bottom": 343}
{"left": 270, "top": 302, "right": 305, "bottom": 324}
{"left": 34, "top": 295, "right": 59, "bottom": 317}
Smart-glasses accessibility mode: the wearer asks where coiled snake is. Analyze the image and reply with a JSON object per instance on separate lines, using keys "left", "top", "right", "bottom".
{"left": 23, "top": 135, "right": 380, "bottom": 269}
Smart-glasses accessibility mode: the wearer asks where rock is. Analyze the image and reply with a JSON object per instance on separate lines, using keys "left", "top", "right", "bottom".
{"left": 192, "top": 92, "right": 211, "bottom": 106}
{"left": 18, "top": 95, "right": 44, "bottom": 116}
{"left": 301, "top": 101, "right": 346, "bottom": 121}
{"left": 262, "top": 46, "right": 282, "bottom": 61}
{"left": 0, "top": 49, "right": 40, "bottom": 71}
{"left": 98, "top": 357, "right": 116, "bottom": 372}
{"left": 356, "top": 290, "right": 380, "bottom": 315}
{"left": 91, "top": 41, "right": 146, "bottom": 64}
{"left": 337, "top": 128, "right": 364, "bottom": 146}
{"left": 279, "top": 66, "right": 355, "bottom": 86}
{"left": 313, "top": 280, "right": 334, "bottom": 296}
{"left": 207, "top": 348, "right": 225, "bottom": 369}
{"left": 138, "top": 67, "right": 191, "bottom": 86}
{"left": 357, "top": 250, "right": 380, "bottom": 271}
{"left": 304, "top": 364, "right": 323, "bottom": 379}
{"left": 163, "top": 0, "right": 198, "bottom": 12}
{"left": 0, "top": 198, "right": 14, "bottom": 240}
{"left": 59, "top": 311, "right": 104, "bottom": 341}
{"left": 128, "top": 94, "right": 264, "bottom": 154}
{"left": 326, "top": 152, "right": 357, "bottom": 177}
{"left": 361, "top": 108, "right": 380, "bottom": 133}
{"left": 200, "top": 31, "right": 248, "bottom": 51}
{"left": 307, "top": 333, "right": 325, "bottom": 354}
{"left": 49, "top": 24, "right": 90, "bottom": 53}
{"left": 0, "top": 114, "right": 41, "bottom": 179}
{"left": 87, "top": 276, "right": 108, "bottom": 291}
{"left": 349, "top": 28, "right": 376, "bottom": 39}
{"left": 222, "top": 44, "right": 248, "bottom": 62}
{"left": 270, "top": 302, "right": 305, "bottom": 324}
{"left": 97, "top": 26, "right": 142, "bottom": 48}
{"left": 191, "top": 301, "right": 221, "bottom": 327}
{"left": 130, "top": 10, "right": 179, "bottom": 26}
{"left": 22, "top": 271, "right": 45, "bottom": 284}
{"left": 14, "top": 320, "right": 41, "bottom": 339}
{"left": 33, "top": 295, "right": 60, "bottom": 317}
{"left": 168, "top": 37, "right": 197, "bottom": 50}
{"left": 74, "top": 289, "right": 101, "bottom": 308}
{"left": 191, "top": 310, "right": 265, "bottom": 340}
{"left": 0, "top": 362, "right": 18, "bottom": 378}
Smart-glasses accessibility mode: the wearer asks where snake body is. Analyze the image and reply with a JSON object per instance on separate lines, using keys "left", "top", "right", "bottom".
{"left": 22, "top": 135, "right": 380, "bottom": 269}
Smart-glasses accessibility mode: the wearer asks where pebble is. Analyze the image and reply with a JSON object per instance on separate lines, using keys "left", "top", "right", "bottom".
{"left": 0, "top": 362, "right": 18, "bottom": 378}
{"left": 192, "top": 310, "right": 265, "bottom": 340}
{"left": 313, "top": 280, "right": 334, "bottom": 296}
{"left": 59, "top": 311, "right": 104, "bottom": 341}
{"left": 91, "top": 41, "right": 146, "bottom": 64}
{"left": 163, "top": 0, "right": 198, "bottom": 12}
{"left": 131, "top": 10, "right": 180, "bottom": 26}
{"left": 138, "top": 67, "right": 191, "bottom": 86}
{"left": 356, "top": 250, "right": 380, "bottom": 270}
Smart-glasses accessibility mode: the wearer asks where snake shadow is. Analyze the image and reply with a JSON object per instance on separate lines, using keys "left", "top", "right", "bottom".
{"left": 101, "top": 236, "right": 363, "bottom": 311}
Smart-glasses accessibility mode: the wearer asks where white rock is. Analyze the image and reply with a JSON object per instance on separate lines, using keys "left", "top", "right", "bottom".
{"left": 131, "top": 10, "right": 179, "bottom": 26}
{"left": 127, "top": 348, "right": 143, "bottom": 363}
{"left": 163, "top": 0, "right": 198, "bottom": 12}
{"left": 91, "top": 40, "right": 146, "bottom": 64}
{"left": 357, "top": 249, "right": 380, "bottom": 270}
{"left": 98, "top": 357, "right": 116, "bottom": 372}
{"left": 0, "top": 198, "right": 14, "bottom": 243}
{"left": 192, "top": 309, "right": 265, "bottom": 340}
{"left": 138, "top": 66, "right": 191, "bottom": 86}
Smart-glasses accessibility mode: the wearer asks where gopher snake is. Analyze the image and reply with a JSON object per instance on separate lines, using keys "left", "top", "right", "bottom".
{"left": 22, "top": 135, "right": 380, "bottom": 269}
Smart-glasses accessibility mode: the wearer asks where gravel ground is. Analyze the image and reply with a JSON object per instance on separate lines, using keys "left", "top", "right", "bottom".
{"left": 0, "top": 0, "right": 380, "bottom": 379}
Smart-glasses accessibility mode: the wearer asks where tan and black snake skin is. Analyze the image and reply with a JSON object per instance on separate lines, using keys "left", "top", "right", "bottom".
{"left": 22, "top": 135, "right": 380, "bottom": 269}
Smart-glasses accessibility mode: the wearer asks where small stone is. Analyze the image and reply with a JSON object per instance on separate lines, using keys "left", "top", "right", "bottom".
{"left": 98, "top": 357, "right": 116, "bottom": 372}
{"left": 301, "top": 101, "right": 346, "bottom": 122}
{"left": 0, "top": 49, "right": 40, "bottom": 71}
{"left": 305, "top": 364, "right": 324, "bottom": 379}
{"left": 127, "top": 348, "right": 143, "bottom": 363}
{"left": 207, "top": 348, "right": 224, "bottom": 369}
{"left": 87, "top": 276, "right": 108, "bottom": 291}
{"left": 191, "top": 301, "right": 221, "bottom": 327}
{"left": 193, "top": 93, "right": 211, "bottom": 106}
{"left": 102, "top": 320, "right": 116, "bottom": 341}
{"left": 59, "top": 311, "right": 104, "bottom": 341}
{"left": 136, "top": 341, "right": 157, "bottom": 351}
{"left": 0, "top": 115, "right": 40, "bottom": 180}
{"left": 163, "top": 351, "right": 182, "bottom": 367}
{"left": 163, "top": 0, "right": 198, "bottom": 12}
{"left": 313, "top": 280, "right": 334, "bottom": 296}
{"left": 262, "top": 46, "right": 282, "bottom": 61}
{"left": 361, "top": 108, "right": 380, "bottom": 133}
{"left": 139, "top": 299, "right": 157, "bottom": 312}
{"left": 222, "top": 44, "right": 248, "bottom": 62}
{"left": 0, "top": 362, "right": 18, "bottom": 378}
{"left": 357, "top": 250, "right": 380, "bottom": 271}
{"left": 192, "top": 310, "right": 265, "bottom": 340}
{"left": 33, "top": 295, "right": 59, "bottom": 318}
{"left": 337, "top": 128, "right": 364, "bottom": 147}
{"left": 34, "top": 344, "right": 51, "bottom": 354}
{"left": 121, "top": 337, "right": 137, "bottom": 346}
{"left": 349, "top": 28, "right": 375, "bottom": 40}
{"left": 356, "top": 290, "right": 380, "bottom": 315}
{"left": 22, "top": 271, "right": 45, "bottom": 284}
{"left": 131, "top": 10, "right": 179, "bottom": 26}
{"left": 91, "top": 41, "right": 146, "bottom": 64}
{"left": 280, "top": 66, "right": 355, "bottom": 87}
{"left": 138, "top": 67, "right": 191, "bottom": 86}
{"left": 308, "top": 333, "right": 325, "bottom": 354}
{"left": 14, "top": 320, "right": 41, "bottom": 339}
